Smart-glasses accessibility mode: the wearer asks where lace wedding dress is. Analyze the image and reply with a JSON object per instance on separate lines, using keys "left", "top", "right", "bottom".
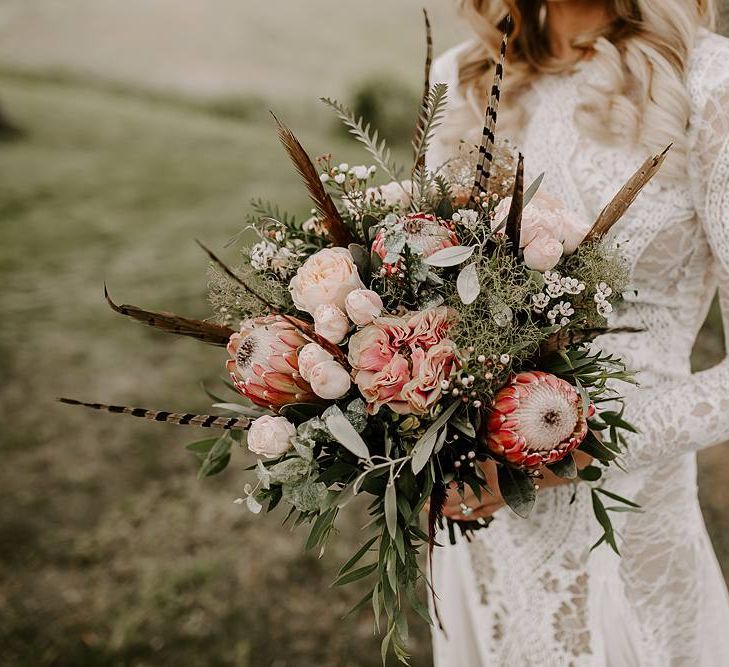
{"left": 427, "top": 29, "right": 729, "bottom": 667}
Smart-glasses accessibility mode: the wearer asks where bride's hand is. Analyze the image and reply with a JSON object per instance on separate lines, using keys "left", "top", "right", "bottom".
{"left": 441, "top": 451, "right": 593, "bottom": 522}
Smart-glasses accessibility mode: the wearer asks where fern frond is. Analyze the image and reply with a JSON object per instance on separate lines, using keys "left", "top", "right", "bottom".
{"left": 433, "top": 174, "right": 453, "bottom": 202}
{"left": 411, "top": 83, "right": 448, "bottom": 171}
{"left": 320, "top": 97, "right": 403, "bottom": 183}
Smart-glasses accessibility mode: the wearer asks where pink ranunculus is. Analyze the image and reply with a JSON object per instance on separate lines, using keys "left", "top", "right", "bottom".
{"left": 309, "top": 360, "right": 352, "bottom": 400}
{"left": 345, "top": 289, "right": 383, "bottom": 326}
{"left": 313, "top": 303, "right": 350, "bottom": 344}
{"left": 523, "top": 230, "right": 564, "bottom": 272}
{"left": 355, "top": 353, "right": 412, "bottom": 414}
{"left": 401, "top": 341, "right": 458, "bottom": 414}
{"left": 247, "top": 415, "right": 296, "bottom": 458}
{"left": 372, "top": 213, "right": 458, "bottom": 263}
{"left": 298, "top": 343, "right": 333, "bottom": 383}
{"left": 492, "top": 191, "right": 591, "bottom": 256}
{"left": 289, "top": 247, "right": 365, "bottom": 315}
{"left": 406, "top": 306, "right": 455, "bottom": 349}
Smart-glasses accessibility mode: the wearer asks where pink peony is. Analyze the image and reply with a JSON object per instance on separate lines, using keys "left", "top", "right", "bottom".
{"left": 289, "top": 247, "right": 364, "bottom": 315}
{"left": 372, "top": 213, "right": 458, "bottom": 265}
{"left": 226, "top": 315, "right": 316, "bottom": 410}
{"left": 247, "top": 415, "right": 296, "bottom": 458}
{"left": 348, "top": 307, "right": 457, "bottom": 415}
{"left": 345, "top": 289, "right": 383, "bottom": 326}
{"left": 313, "top": 303, "right": 350, "bottom": 344}
{"left": 485, "top": 371, "right": 591, "bottom": 470}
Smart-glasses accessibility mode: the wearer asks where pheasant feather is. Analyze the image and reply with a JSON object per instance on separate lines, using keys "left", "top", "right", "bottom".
{"left": 105, "top": 285, "right": 234, "bottom": 346}
{"left": 413, "top": 8, "right": 434, "bottom": 171}
{"left": 59, "top": 398, "right": 250, "bottom": 430}
{"left": 469, "top": 16, "right": 510, "bottom": 205}
{"left": 272, "top": 114, "right": 353, "bottom": 247}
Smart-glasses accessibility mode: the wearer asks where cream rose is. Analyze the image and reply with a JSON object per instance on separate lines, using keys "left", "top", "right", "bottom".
{"left": 366, "top": 180, "right": 413, "bottom": 207}
{"left": 289, "top": 247, "right": 365, "bottom": 315}
{"left": 345, "top": 289, "right": 383, "bottom": 326}
{"left": 309, "top": 360, "right": 352, "bottom": 400}
{"left": 247, "top": 415, "right": 296, "bottom": 459}
{"left": 313, "top": 304, "right": 350, "bottom": 344}
{"left": 523, "top": 231, "right": 564, "bottom": 272}
{"left": 298, "top": 343, "right": 333, "bottom": 382}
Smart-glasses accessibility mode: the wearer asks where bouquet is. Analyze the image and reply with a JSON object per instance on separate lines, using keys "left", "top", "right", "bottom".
{"left": 62, "top": 14, "right": 667, "bottom": 663}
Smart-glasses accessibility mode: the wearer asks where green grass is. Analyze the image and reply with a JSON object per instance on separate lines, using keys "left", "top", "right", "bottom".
{"left": 1, "top": 52, "right": 728, "bottom": 666}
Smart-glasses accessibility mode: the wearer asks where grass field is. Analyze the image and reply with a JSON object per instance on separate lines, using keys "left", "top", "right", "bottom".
{"left": 1, "top": 4, "right": 728, "bottom": 666}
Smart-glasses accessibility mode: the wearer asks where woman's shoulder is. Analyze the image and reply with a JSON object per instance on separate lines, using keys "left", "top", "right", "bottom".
{"left": 431, "top": 41, "right": 474, "bottom": 97}
{"left": 687, "top": 29, "right": 729, "bottom": 107}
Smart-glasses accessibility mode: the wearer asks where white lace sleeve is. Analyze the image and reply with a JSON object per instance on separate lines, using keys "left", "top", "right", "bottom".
{"left": 618, "top": 61, "right": 729, "bottom": 471}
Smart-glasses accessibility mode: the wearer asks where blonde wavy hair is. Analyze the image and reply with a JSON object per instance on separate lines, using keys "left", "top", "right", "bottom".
{"left": 452, "top": 0, "right": 717, "bottom": 179}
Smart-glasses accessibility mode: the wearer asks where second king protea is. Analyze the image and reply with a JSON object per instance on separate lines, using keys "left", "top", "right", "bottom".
{"left": 486, "top": 371, "right": 591, "bottom": 470}
{"left": 227, "top": 315, "right": 316, "bottom": 410}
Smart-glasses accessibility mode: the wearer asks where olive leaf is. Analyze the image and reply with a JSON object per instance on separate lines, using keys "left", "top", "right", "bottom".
{"left": 456, "top": 262, "right": 480, "bottom": 305}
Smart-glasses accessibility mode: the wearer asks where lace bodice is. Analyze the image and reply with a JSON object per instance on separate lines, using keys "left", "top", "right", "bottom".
{"left": 429, "top": 29, "right": 729, "bottom": 667}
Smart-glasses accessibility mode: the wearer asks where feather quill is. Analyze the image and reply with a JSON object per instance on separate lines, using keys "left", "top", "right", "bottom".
{"left": 504, "top": 153, "right": 524, "bottom": 256}
{"left": 584, "top": 145, "right": 670, "bottom": 243}
{"left": 538, "top": 326, "right": 644, "bottom": 356}
{"left": 413, "top": 9, "right": 434, "bottom": 172}
{"left": 272, "top": 113, "right": 353, "bottom": 247}
{"left": 105, "top": 285, "right": 234, "bottom": 346}
{"left": 58, "top": 398, "right": 250, "bottom": 429}
{"left": 469, "top": 16, "right": 511, "bottom": 204}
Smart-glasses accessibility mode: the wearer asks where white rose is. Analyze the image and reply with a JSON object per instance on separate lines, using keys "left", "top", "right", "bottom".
{"left": 247, "top": 415, "right": 295, "bottom": 459}
{"left": 345, "top": 289, "right": 383, "bottom": 326}
{"left": 365, "top": 180, "right": 413, "bottom": 207}
{"left": 289, "top": 247, "right": 365, "bottom": 315}
{"left": 298, "top": 343, "right": 334, "bottom": 382}
{"left": 309, "top": 360, "right": 352, "bottom": 399}
{"left": 313, "top": 304, "right": 350, "bottom": 344}
{"left": 523, "top": 231, "right": 564, "bottom": 272}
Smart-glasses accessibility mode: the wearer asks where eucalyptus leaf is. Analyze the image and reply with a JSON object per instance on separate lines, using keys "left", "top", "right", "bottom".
{"left": 211, "top": 402, "right": 269, "bottom": 417}
{"left": 523, "top": 172, "right": 545, "bottom": 207}
{"left": 246, "top": 495, "right": 263, "bottom": 514}
{"left": 547, "top": 453, "right": 577, "bottom": 479}
{"left": 497, "top": 466, "right": 537, "bottom": 518}
{"left": 197, "top": 434, "right": 232, "bottom": 479}
{"left": 348, "top": 243, "right": 371, "bottom": 281}
{"left": 385, "top": 483, "right": 397, "bottom": 539}
{"left": 456, "top": 262, "right": 480, "bottom": 305}
{"left": 411, "top": 402, "right": 460, "bottom": 474}
{"left": 423, "top": 245, "right": 475, "bottom": 267}
{"left": 325, "top": 406, "right": 370, "bottom": 460}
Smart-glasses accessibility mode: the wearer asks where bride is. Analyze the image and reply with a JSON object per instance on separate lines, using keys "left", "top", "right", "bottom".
{"left": 427, "top": 0, "right": 729, "bottom": 664}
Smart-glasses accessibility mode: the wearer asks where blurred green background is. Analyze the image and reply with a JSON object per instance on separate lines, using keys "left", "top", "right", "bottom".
{"left": 1, "top": 2, "right": 727, "bottom": 665}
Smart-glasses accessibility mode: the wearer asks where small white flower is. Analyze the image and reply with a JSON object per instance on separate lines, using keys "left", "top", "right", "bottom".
{"left": 319, "top": 173, "right": 330, "bottom": 183}
{"left": 560, "top": 317, "right": 570, "bottom": 326}
{"left": 338, "top": 163, "right": 349, "bottom": 172}
{"left": 556, "top": 301, "right": 575, "bottom": 317}
{"left": 597, "top": 301, "right": 614, "bottom": 317}
{"left": 544, "top": 270, "right": 561, "bottom": 285}
{"left": 334, "top": 173, "right": 346, "bottom": 185}
{"left": 532, "top": 293, "right": 550, "bottom": 312}
{"left": 561, "top": 276, "right": 585, "bottom": 295}
{"left": 349, "top": 165, "right": 370, "bottom": 180}
{"left": 451, "top": 212, "right": 461, "bottom": 222}
{"left": 597, "top": 282, "right": 613, "bottom": 297}
{"left": 546, "top": 282, "right": 565, "bottom": 299}
{"left": 368, "top": 165, "right": 377, "bottom": 175}
{"left": 500, "top": 354, "right": 511, "bottom": 365}
{"left": 453, "top": 208, "right": 479, "bottom": 230}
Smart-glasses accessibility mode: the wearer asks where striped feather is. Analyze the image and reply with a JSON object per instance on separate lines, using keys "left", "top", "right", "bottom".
{"left": 59, "top": 398, "right": 250, "bottom": 430}
{"left": 105, "top": 286, "right": 234, "bottom": 346}
{"left": 469, "top": 16, "right": 511, "bottom": 205}
{"left": 413, "top": 8, "right": 434, "bottom": 171}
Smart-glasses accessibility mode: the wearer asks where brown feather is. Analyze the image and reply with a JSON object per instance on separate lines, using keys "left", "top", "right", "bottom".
{"left": 538, "top": 326, "right": 644, "bottom": 356}
{"left": 58, "top": 398, "right": 250, "bottom": 429}
{"left": 584, "top": 145, "right": 670, "bottom": 243}
{"left": 413, "top": 9, "right": 434, "bottom": 172}
{"left": 272, "top": 114, "right": 353, "bottom": 247}
{"left": 505, "top": 153, "right": 524, "bottom": 256}
{"left": 105, "top": 285, "right": 234, "bottom": 346}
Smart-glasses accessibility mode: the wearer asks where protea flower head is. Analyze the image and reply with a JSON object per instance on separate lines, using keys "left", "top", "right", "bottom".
{"left": 485, "top": 371, "right": 591, "bottom": 470}
{"left": 372, "top": 213, "right": 458, "bottom": 267}
{"left": 226, "top": 315, "right": 316, "bottom": 410}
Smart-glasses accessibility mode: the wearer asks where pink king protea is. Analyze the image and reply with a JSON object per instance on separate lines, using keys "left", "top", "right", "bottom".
{"left": 485, "top": 371, "right": 591, "bottom": 470}
{"left": 226, "top": 315, "right": 316, "bottom": 410}
{"left": 372, "top": 213, "right": 458, "bottom": 268}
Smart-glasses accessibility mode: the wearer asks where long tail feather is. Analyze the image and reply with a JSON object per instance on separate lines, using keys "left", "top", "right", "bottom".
{"left": 272, "top": 114, "right": 353, "bottom": 247}
{"left": 539, "top": 326, "right": 644, "bottom": 356}
{"left": 505, "top": 153, "right": 524, "bottom": 256}
{"left": 58, "top": 398, "right": 250, "bottom": 429}
{"left": 413, "top": 9, "right": 434, "bottom": 171}
{"left": 469, "top": 16, "right": 511, "bottom": 205}
{"left": 584, "top": 145, "right": 670, "bottom": 243}
{"left": 105, "top": 286, "right": 234, "bottom": 346}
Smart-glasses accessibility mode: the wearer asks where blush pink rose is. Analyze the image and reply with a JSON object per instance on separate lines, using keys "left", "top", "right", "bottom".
{"left": 298, "top": 343, "right": 333, "bottom": 382}
{"left": 345, "top": 289, "right": 383, "bottom": 326}
{"left": 523, "top": 230, "right": 564, "bottom": 272}
{"left": 289, "top": 247, "right": 365, "bottom": 315}
{"left": 492, "top": 191, "right": 591, "bottom": 256}
{"left": 247, "top": 415, "right": 296, "bottom": 458}
{"left": 355, "top": 353, "right": 412, "bottom": 414}
{"left": 313, "top": 304, "right": 350, "bottom": 344}
{"left": 309, "top": 360, "right": 352, "bottom": 400}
